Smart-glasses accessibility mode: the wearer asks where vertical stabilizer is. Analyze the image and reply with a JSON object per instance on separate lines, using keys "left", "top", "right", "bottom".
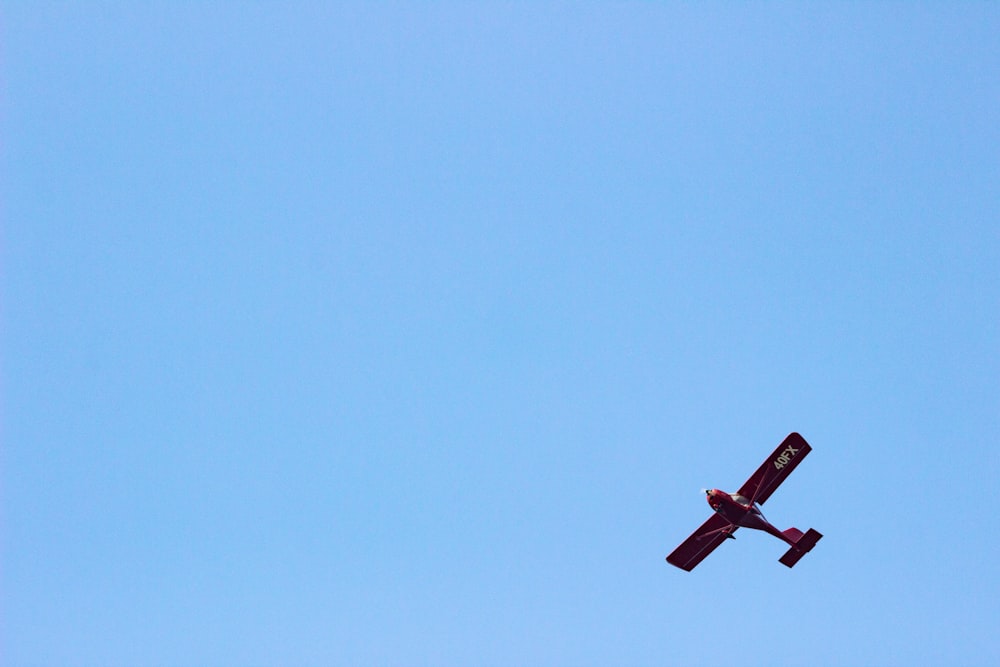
{"left": 782, "top": 527, "right": 804, "bottom": 543}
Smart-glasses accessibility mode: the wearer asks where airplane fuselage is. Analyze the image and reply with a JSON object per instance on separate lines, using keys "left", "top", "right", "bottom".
{"left": 706, "top": 488, "right": 796, "bottom": 546}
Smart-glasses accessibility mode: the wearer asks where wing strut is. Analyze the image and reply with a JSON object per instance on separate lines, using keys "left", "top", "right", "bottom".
{"left": 748, "top": 474, "right": 768, "bottom": 507}
{"left": 697, "top": 522, "right": 737, "bottom": 540}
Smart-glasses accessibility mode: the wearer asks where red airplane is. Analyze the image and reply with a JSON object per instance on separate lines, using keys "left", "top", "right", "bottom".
{"left": 666, "top": 432, "right": 822, "bottom": 571}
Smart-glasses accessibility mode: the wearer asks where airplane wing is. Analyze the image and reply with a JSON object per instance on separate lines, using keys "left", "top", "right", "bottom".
{"left": 737, "top": 432, "right": 812, "bottom": 506}
{"left": 666, "top": 513, "right": 737, "bottom": 571}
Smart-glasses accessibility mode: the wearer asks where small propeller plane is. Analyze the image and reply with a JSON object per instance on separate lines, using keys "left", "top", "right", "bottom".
{"left": 666, "top": 432, "right": 822, "bottom": 571}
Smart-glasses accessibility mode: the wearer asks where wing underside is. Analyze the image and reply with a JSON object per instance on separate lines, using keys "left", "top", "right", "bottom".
{"left": 665, "top": 513, "right": 736, "bottom": 571}
{"left": 737, "top": 432, "right": 812, "bottom": 506}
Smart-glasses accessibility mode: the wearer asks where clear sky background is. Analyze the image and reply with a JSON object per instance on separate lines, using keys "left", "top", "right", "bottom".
{"left": 3, "top": 3, "right": 998, "bottom": 666}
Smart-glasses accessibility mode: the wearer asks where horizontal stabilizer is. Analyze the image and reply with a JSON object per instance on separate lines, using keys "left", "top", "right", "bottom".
{"left": 778, "top": 528, "right": 822, "bottom": 568}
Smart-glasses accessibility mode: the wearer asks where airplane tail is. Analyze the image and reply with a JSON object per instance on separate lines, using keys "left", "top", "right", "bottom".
{"left": 778, "top": 528, "right": 822, "bottom": 568}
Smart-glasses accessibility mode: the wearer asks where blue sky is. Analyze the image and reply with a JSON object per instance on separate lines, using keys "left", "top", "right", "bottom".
{"left": 4, "top": 3, "right": 998, "bottom": 666}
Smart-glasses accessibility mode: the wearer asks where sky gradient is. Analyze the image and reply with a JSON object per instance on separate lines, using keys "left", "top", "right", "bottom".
{"left": 4, "top": 4, "right": 999, "bottom": 666}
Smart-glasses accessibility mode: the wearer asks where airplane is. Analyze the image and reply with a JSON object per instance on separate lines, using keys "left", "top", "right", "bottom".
{"left": 666, "top": 432, "right": 822, "bottom": 571}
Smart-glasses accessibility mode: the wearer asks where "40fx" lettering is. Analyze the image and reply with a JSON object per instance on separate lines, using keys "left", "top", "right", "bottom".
{"left": 773, "top": 444, "right": 800, "bottom": 470}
